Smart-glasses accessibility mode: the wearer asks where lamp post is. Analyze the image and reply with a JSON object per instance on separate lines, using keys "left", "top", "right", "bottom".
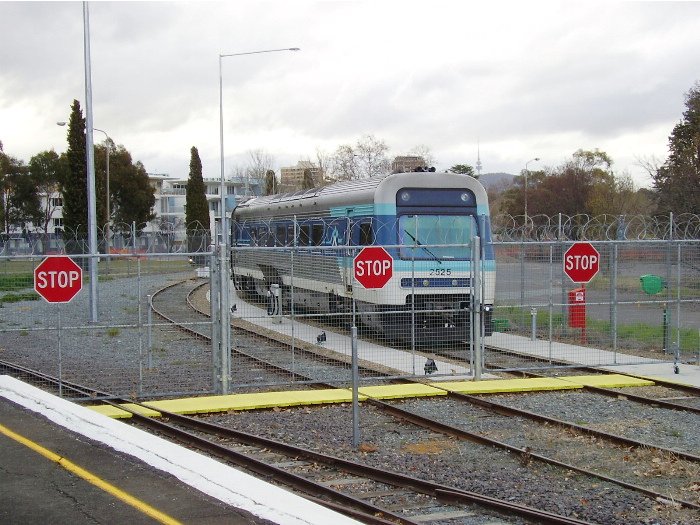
{"left": 524, "top": 157, "right": 540, "bottom": 223}
{"left": 219, "top": 47, "right": 300, "bottom": 244}
{"left": 217, "top": 46, "right": 299, "bottom": 394}
{"left": 93, "top": 128, "right": 111, "bottom": 267}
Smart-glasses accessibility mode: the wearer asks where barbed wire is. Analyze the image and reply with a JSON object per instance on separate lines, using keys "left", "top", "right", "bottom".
{"left": 492, "top": 213, "right": 700, "bottom": 241}
{"left": 2, "top": 213, "right": 699, "bottom": 257}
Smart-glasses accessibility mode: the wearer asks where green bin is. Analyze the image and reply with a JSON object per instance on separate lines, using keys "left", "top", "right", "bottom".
{"left": 492, "top": 319, "right": 510, "bottom": 332}
{"left": 640, "top": 274, "right": 664, "bottom": 295}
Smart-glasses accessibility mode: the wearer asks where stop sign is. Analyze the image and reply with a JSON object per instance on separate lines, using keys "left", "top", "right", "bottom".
{"left": 563, "top": 242, "right": 600, "bottom": 283}
{"left": 354, "top": 246, "right": 393, "bottom": 289}
{"left": 34, "top": 256, "right": 83, "bottom": 303}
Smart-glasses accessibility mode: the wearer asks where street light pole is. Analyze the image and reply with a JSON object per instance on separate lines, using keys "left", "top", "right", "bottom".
{"left": 93, "top": 128, "right": 111, "bottom": 270}
{"left": 83, "top": 1, "right": 98, "bottom": 322}
{"left": 219, "top": 47, "right": 300, "bottom": 244}
{"left": 218, "top": 46, "right": 300, "bottom": 394}
{"left": 524, "top": 157, "right": 540, "bottom": 224}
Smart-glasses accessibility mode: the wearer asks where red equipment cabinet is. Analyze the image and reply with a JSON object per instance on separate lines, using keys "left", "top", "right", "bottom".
{"left": 568, "top": 287, "right": 586, "bottom": 329}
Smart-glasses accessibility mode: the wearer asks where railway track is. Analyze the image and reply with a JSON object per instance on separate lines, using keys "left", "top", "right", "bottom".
{"left": 1, "top": 360, "right": 590, "bottom": 525}
{"left": 148, "top": 279, "right": 700, "bottom": 520}
{"left": 3, "top": 279, "right": 699, "bottom": 522}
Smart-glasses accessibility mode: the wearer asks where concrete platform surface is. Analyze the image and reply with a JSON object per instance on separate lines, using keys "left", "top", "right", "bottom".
{"left": 0, "top": 376, "right": 360, "bottom": 525}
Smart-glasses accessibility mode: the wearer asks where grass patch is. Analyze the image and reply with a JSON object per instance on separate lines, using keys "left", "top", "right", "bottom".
{"left": 0, "top": 273, "right": 34, "bottom": 292}
{"left": 494, "top": 305, "right": 700, "bottom": 353}
{"left": 106, "top": 327, "right": 120, "bottom": 337}
{"left": 0, "top": 291, "right": 40, "bottom": 304}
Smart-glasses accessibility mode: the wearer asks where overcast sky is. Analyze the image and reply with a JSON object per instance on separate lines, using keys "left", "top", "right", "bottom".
{"left": 1, "top": 1, "right": 699, "bottom": 187}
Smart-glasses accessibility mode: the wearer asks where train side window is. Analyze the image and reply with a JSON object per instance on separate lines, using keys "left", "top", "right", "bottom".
{"left": 311, "top": 224, "right": 324, "bottom": 246}
{"left": 359, "top": 221, "right": 374, "bottom": 245}
{"left": 286, "top": 225, "right": 294, "bottom": 246}
{"left": 275, "top": 225, "right": 286, "bottom": 246}
{"left": 299, "top": 225, "right": 311, "bottom": 246}
{"left": 253, "top": 226, "right": 258, "bottom": 246}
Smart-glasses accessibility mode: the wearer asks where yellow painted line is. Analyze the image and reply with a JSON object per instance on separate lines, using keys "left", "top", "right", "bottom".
{"left": 359, "top": 383, "right": 447, "bottom": 400}
{"left": 0, "top": 422, "right": 182, "bottom": 525}
{"left": 434, "top": 377, "right": 582, "bottom": 394}
{"left": 90, "top": 389, "right": 368, "bottom": 419}
{"left": 89, "top": 403, "right": 161, "bottom": 419}
{"left": 93, "top": 372, "right": 657, "bottom": 419}
{"left": 559, "top": 374, "right": 655, "bottom": 388}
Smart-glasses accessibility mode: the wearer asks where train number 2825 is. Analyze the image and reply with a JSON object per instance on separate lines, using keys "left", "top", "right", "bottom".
{"left": 429, "top": 268, "right": 452, "bottom": 276}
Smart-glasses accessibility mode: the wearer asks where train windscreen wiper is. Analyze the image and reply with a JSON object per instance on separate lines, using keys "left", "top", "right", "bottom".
{"left": 403, "top": 230, "right": 442, "bottom": 264}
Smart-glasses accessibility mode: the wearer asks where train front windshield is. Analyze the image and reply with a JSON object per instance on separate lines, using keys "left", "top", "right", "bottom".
{"left": 398, "top": 215, "right": 475, "bottom": 260}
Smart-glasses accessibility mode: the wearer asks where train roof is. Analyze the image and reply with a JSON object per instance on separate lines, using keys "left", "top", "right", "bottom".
{"left": 233, "top": 171, "right": 487, "bottom": 218}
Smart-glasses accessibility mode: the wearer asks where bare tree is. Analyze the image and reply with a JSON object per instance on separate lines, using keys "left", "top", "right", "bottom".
{"left": 408, "top": 144, "right": 436, "bottom": 168}
{"left": 331, "top": 144, "right": 358, "bottom": 181}
{"left": 330, "top": 134, "right": 390, "bottom": 181}
{"left": 246, "top": 149, "right": 275, "bottom": 194}
{"left": 314, "top": 148, "right": 333, "bottom": 185}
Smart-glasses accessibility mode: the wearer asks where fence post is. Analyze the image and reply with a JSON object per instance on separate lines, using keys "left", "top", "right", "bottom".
{"left": 548, "top": 244, "right": 553, "bottom": 361}
{"left": 219, "top": 242, "right": 231, "bottom": 394}
{"left": 520, "top": 241, "right": 525, "bottom": 323}
{"left": 210, "top": 250, "right": 221, "bottom": 393}
{"left": 610, "top": 243, "right": 618, "bottom": 362}
{"left": 559, "top": 213, "right": 566, "bottom": 334}
{"left": 472, "top": 236, "right": 482, "bottom": 380}
{"left": 137, "top": 258, "right": 143, "bottom": 396}
{"left": 675, "top": 242, "right": 682, "bottom": 373}
{"left": 665, "top": 213, "right": 673, "bottom": 354}
{"left": 351, "top": 325, "right": 360, "bottom": 449}
{"left": 147, "top": 294, "right": 153, "bottom": 369}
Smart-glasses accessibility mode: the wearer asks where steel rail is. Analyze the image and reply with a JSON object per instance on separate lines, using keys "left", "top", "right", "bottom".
{"left": 449, "top": 391, "right": 700, "bottom": 464}
{"left": 487, "top": 362, "right": 700, "bottom": 416}
{"left": 111, "top": 399, "right": 592, "bottom": 525}
{"left": 5, "top": 357, "right": 698, "bottom": 514}
{"left": 368, "top": 397, "right": 700, "bottom": 511}
{"left": 162, "top": 282, "right": 700, "bottom": 510}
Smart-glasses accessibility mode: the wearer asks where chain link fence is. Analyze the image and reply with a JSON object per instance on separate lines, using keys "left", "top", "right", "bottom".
{"left": 0, "top": 251, "right": 215, "bottom": 398}
{"left": 488, "top": 239, "right": 700, "bottom": 371}
{"left": 1, "top": 216, "right": 698, "bottom": 398}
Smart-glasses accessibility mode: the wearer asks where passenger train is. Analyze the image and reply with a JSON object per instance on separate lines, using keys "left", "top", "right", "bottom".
{"left": 230, "top": 170, "right": 495, "bottom": 345}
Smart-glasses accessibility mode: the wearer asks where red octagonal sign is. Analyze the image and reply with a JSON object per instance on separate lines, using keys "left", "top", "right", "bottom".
{"left": 563, "top": 242, "right": 600, "bottom": 283}
{"left": 34, "top": 256, "right": 83, "bottom": 303}
{"left": 354, "top": 246, "right": 393, "bottom": 289}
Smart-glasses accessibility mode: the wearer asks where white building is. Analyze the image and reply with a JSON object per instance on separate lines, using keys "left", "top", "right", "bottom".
{"left": 1, "top": 173, "right": 261, "bottom": 254}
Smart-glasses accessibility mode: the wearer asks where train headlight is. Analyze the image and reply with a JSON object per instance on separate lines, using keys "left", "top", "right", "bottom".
{"left": 400, "top": 191, "right": 411, "bottom": 202}
{"left": 460, "top": 193, "right": 470, "bottom": 202}
{"left": 422, "top": 279, "right": 430, "bottom": 287}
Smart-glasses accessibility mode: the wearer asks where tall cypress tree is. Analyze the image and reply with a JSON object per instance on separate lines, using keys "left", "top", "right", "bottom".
{"left": 185, "top": 146, "right": 209, "bottom": 232}
{"left": 653, "top": 83, "right": 700, "bottom": 214}
{"left": 63, "top": 100, "right": 87, "bottom": 237}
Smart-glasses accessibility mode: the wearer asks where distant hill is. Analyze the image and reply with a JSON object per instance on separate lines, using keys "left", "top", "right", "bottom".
{"left": 478, "top": 172, "right": 516, "bottom": 189}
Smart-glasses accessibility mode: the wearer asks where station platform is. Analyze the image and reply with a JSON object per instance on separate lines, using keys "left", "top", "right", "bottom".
{"left": 0, "top": 375, "right": 360, "bottom": 525}
{"left": 488, "top": 332, "right": 700, "bottom": 387}
{"left": 227, "top": 287, "right": 700, "bottom": 387}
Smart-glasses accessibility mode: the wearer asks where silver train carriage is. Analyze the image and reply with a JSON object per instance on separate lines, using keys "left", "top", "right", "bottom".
{"left": 230, "top": 170, "right": 496, "bottom": 345}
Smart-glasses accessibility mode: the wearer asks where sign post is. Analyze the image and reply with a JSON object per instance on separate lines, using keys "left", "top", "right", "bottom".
{"left": 34, "top": 256, "right": 83, "bottom": 397}
{"left": 353, "top": 246, "right": 393, "bottom": 289}
{"left": 563, "top": 243, "right": 600, "bottom": 344}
